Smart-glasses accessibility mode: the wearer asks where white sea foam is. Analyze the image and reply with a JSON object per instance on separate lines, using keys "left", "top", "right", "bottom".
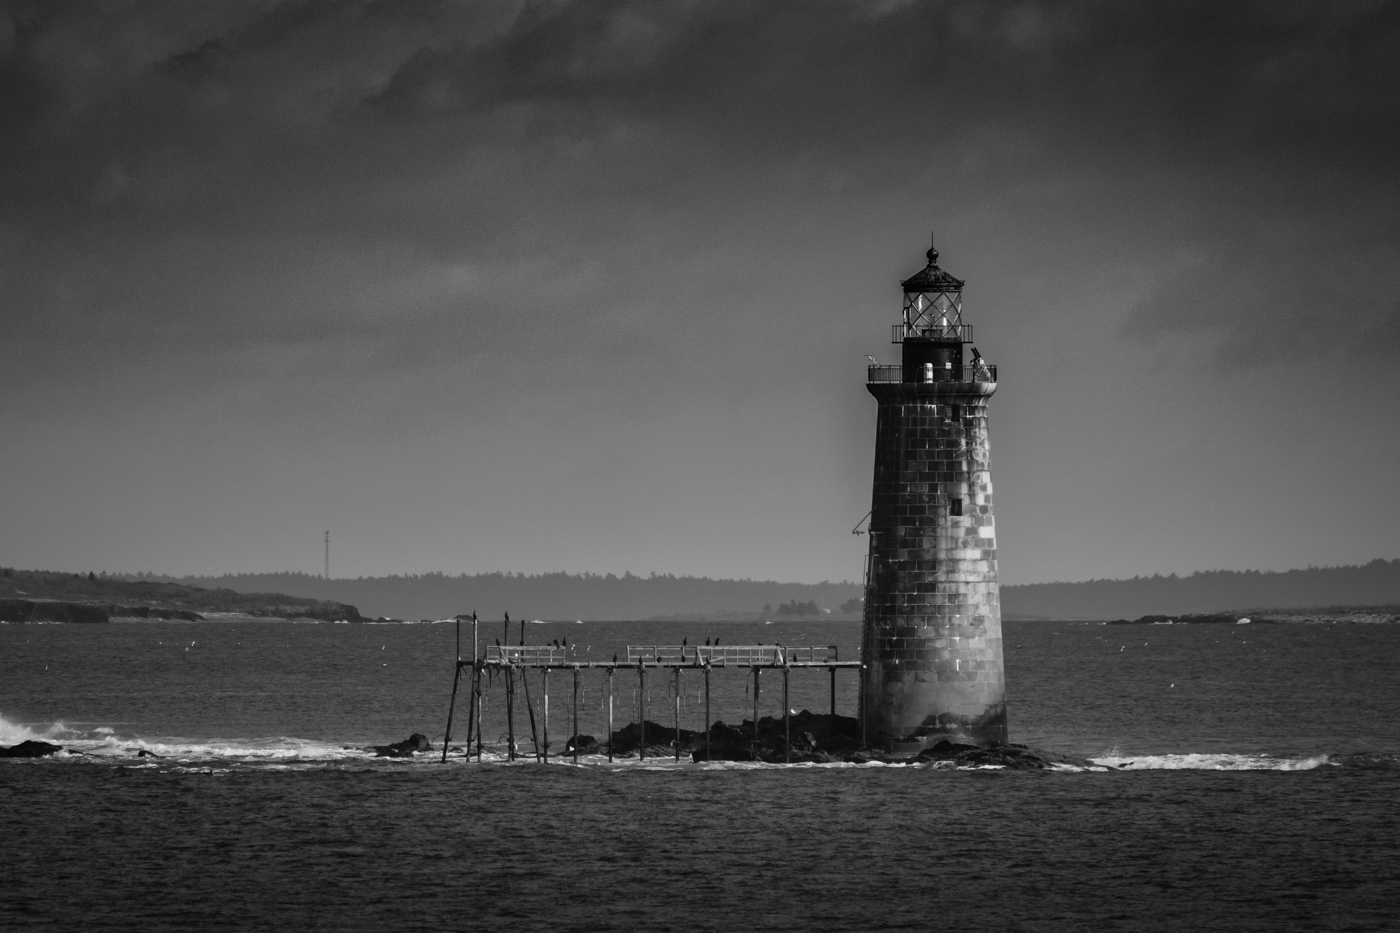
{"left": 1092, "top": 752, "right": 1329, "bottom": 771}
{"left": 2, "top": 713, "right": 1350, "bottom": 772}
{"left": 1, "top": 714, "right": 373, "bottom": 761}
{"left": 73, "top": 735, "right": 374, "bottom": 761}
{"left": 0, "top": 713, "right": 55, "bottom": 744}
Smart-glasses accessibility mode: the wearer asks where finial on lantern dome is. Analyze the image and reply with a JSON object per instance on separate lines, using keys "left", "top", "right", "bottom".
{"left": 928, "top": 232, "right": 938, "bottom": 265}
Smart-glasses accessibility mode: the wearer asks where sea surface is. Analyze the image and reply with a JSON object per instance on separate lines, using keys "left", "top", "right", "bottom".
{"left": 3, "top": 618, "right": 1398, "bottom": 931}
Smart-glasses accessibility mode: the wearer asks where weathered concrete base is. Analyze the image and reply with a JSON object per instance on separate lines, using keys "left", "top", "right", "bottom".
{"left": 877, "top": 701, "right": 1009, "bottom": 756}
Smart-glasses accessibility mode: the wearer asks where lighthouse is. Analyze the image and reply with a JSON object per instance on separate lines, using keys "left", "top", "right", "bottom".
{"left": 860, "top": 242, "right": 1007, "bottom": 753}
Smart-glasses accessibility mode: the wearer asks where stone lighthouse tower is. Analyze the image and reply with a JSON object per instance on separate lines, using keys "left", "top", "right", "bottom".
{"left": 860, "top": 242, "right": 1007, "bottom": 753}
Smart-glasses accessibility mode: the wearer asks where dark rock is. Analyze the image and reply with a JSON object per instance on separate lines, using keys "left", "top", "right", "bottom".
{"left": 602, "top": 711, "right": 1100, "bottom": 769}
{"left": 369, "top": 733, "right": 432, "bottom": 757}
{"left": 0, "top": 740, "right": 63, "bottom": 758}
{"left": 607, "top": 720, "right": 704, "bottom": 756}
{"left": 136, "top": 749, "right": 161, "bottom": 758}
{"left": 692, "top": 720, "right": 755, "bottom": 761}
{"left": 565, "top": 734, "right": 599, "bottom": 754}
{"left": 914, "top": 740, "right": 1104, "bottom": 770}
{"left": 692, "top": 712, "right": 862, "bottom": 762}
{"left": 548, "top": 707, "right": 1115, "bottom": 770}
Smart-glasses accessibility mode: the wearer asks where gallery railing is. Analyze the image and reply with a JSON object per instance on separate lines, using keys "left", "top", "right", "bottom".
{"left": 866, "top": 363, "right": 997, "bottom": 384}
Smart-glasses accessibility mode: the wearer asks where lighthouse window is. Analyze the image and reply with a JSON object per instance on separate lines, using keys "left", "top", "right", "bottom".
{"left": 948, "top": 404, "right": 961, "bottom": 421}
{"left": 949, "top": 497, "right": 963, "bottom": 516}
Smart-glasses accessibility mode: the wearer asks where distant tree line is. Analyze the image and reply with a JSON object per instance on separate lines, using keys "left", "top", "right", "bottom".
{"left": 109, "top": 558, "right": 1400, "bottom": 622}
{"left": 762, "top": 599, "right": 825, "bottom": 618}
{"left": 1000, "top": 558, "right": 1400, "bottom": 619}
{"left": 142, "top": 570, "right": 862, "bottom": 622}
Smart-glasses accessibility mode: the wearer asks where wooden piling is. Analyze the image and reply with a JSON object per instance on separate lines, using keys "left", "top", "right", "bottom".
{"left": 673, "top": 666, "right": 681, "bottom": 762}
{"left": 473, "top": 616, "right": 482, "bottom": 762}
{"left": 704, "top": 663, "right": 711, "bottom": 761}
{"left": 464, "top": 662, "right": 477, "bottom": 763}
{"left": 607, "top": 665, "right": 615, "bottom": 763}
{"left": 572, "top": 665, "right": 580, "bottom": 765}
{"left": 441, "top": 659, "right": 460, "bottom": 764}
{"left": 830, "top": 665, "right": 836, "bottom": 719}
{"left": 474, "top": 662, "right": 484, "bottom": 762}
{"left": 508, "top": 667, "right": 518, "bottom": 761}
{"left": 783, "top": 662, "right": 790, "bottom": 764}
{"left": 520, "top": 622, "right": 541, "bottom": 761}
{"left": 441, "top": 610, "right": 463, "bottom": 764}
{"left": 859, "top": 662, "right": 867, "bottom": 749}
{"left": 639, "top": 662, "right": 647, "bottom": 761}
{"left": 542, "top": 667, "right": 550, "bottom": 763}
{"left": 752, "top": 668, "right": 760, "bottom": 761}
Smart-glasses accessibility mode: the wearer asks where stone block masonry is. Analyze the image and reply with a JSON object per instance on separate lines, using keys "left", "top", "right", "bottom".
{"left": 861, "top": 379, "right": 1007, "bottom": 753}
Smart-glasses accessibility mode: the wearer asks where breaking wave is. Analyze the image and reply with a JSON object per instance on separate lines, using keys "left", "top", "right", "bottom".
{"left": 0, "top": 713, "right": 53, "bottom": 745}
{"left": 1092, "top": 752, "right": 1367, "bottom": 771}
{"left": 1, "top": 713, "right": 370, "bottom": 762}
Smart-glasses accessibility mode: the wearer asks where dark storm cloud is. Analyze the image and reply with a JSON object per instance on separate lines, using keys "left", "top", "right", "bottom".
{"left": 1122, "top": 209, "right": 1400, "bottom": 365}
{"left": 2, "top": 0, "right": 1398, "bottom": 370}
{"left": 4, "top": 0, "right": 1399, "bottom": 583}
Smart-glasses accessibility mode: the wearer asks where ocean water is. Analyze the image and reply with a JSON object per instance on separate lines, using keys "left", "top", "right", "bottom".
{"left": 3, "top": 619, "right": 1398, "bottom": 931}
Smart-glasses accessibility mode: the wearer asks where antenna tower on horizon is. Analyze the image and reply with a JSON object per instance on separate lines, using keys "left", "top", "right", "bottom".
{"left": 324, "top": 530, "right": 330, "bottom": 580}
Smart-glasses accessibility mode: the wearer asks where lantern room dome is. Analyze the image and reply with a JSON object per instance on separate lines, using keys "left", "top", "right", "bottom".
{"left": 900, "top": 247, "right": 965, "bottom": 293}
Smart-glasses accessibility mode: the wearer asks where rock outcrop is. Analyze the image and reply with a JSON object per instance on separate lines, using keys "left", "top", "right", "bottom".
{"left": 369, "top": 733, "right": 432, "bottom": 757}
{"left": 0, "top": 740, "right": 63, "bottom": 758}
{"left": 691, "top": 711, "right": 862, "bottom": 763}
{"left": 560, "top": 711, "right": 1097, "bottom": 768}
{"left": 909, "top": 739, "right": 1104, "bottom": 770}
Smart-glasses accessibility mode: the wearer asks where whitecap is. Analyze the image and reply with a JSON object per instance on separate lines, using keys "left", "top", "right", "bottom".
{"left": 0, "top": 713, "right": 75, "bottom": 744}
{"left": 1092, "top": 752, "right": 1327, "bottom": 771}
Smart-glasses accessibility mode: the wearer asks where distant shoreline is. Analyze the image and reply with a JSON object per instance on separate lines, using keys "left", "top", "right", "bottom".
{"left": 5, "top": 560, "right": 1400, "bottom": 624}
{"left": 0, "top": 570, "right": 368, "bottom": 624}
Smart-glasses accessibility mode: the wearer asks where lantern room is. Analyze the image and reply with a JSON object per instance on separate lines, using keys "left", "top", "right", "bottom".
{"left": 896, "top": 245, "right": 973, "bottom": 383}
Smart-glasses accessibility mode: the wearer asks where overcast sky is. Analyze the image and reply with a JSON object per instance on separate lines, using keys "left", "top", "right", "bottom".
{"left": 2, "top": 0, "right": 1398, "bottom": 585}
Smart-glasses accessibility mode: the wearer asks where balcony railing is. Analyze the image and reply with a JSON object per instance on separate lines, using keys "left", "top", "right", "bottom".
{"left": 893, "top": 323, "right": 973, "bottom": 344}
{"left": 487, "top": 645, "right": 570, "bottom": 664}
{"left": 867, "top": 363, "right": 997, "bottom": 384}
{"left": 626, "top": 645, "right": 841, "bottom": 665}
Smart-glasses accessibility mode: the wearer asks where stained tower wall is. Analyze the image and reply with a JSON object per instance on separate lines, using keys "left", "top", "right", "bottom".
{"left": 861, "top": 380, "right": 1007, "bottom": 752}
